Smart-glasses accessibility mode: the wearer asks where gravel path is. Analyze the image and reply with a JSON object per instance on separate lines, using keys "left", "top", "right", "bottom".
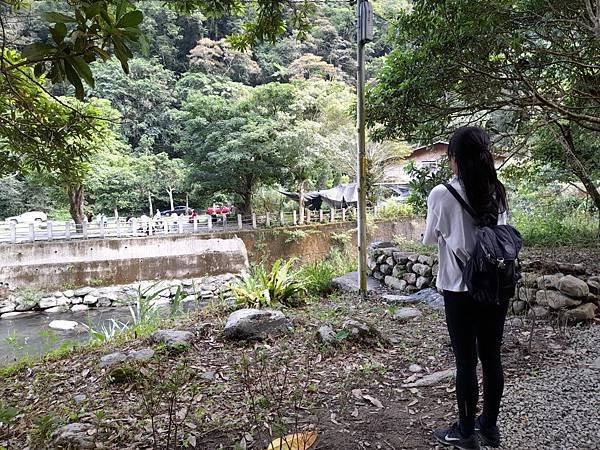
{"left": 500, "top": 326, "right": 600, "bottom": 450}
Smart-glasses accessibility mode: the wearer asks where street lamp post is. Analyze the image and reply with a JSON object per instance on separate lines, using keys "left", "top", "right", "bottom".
{"left": 357, "top": 0, "right": 373, "bottom": 297}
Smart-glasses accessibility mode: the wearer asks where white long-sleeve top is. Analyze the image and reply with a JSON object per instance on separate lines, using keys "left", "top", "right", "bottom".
{"left": 422, "top": 176, "right": 507, "bottom": 292}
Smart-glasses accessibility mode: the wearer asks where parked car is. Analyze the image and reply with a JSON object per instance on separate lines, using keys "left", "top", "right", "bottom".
{"left": 5, "top": 211, "right": 47, "bottom": 224}
{"left": 206, "top": 205, "right": 231, "bottom": 216}
{"left": 160, "top": 206, "right": 194, "bottom": 217}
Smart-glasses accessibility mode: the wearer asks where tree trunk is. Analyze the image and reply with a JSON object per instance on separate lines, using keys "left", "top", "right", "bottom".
{"left": 240, "top": 191, "right": 252, "bottom": 216}
{"left": 298, "top": 179, "right": 306, "bottom": 224}
{"left": 556, "top": 124, "right": 600, "bottom": 230}
{"left": 67, "top": 183, "right": 85, "bottom": 225}
{"left": 148, "top": 192, "right": 153, "bottom": 216}
{"left": 167, "top": 187, "right": 174, "bottom": 211}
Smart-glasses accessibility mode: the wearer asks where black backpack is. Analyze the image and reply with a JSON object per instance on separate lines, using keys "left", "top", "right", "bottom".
{"left": 444, "top": 183, "right": 523, "bottom": 305}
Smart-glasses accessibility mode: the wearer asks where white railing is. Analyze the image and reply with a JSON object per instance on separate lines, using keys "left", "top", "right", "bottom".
{"left": 0, "top": 207, "right": 377, "bottom": 244}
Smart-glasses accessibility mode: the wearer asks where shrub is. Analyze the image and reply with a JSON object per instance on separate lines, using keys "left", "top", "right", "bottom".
{"left": 231, "top": 259, "right": 307, "bottom": 308}
{"left": 300, "top": 249, "right": 357, "bottom": 295}
{"left": 377, "top": 198, "right": 414, "bottom": 219}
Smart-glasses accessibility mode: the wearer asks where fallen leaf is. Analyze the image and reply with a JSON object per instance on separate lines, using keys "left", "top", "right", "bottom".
{"left": 265, "top": 431, "right": 318, "bottom": 450}
{"left": 362, "top": 394, "right": 383, "bottom": 409}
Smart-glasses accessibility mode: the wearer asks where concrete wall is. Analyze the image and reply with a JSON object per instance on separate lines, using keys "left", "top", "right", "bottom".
{"left": 0, "top": 218, "right": 424, "bottom": 291}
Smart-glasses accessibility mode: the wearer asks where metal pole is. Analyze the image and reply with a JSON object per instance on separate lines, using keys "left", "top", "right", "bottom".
{"left": 357, "top": 0, "right": 370, "bottom": 297}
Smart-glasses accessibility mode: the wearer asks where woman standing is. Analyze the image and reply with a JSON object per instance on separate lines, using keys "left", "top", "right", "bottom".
{"left": 423, "top": 127, "right": 508, "bottom": 450}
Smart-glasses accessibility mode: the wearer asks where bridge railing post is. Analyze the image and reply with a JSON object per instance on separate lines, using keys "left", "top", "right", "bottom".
{"left": 65, "top": 221, "right": 71, "bottom": 240}
{"left": 252, "top": 214, "right": 257, "bottom": 229}
{"left": 237, "top": 214, "right": 243, "bottom": 230}
{"left": 47, "top": 221, "right": 53, "bottom": 240}
{"left": 207, "top": 214, "right": 212, "bottom": 230}
{"left": 9, "top": 222, "right": 16, "bottom": 243}
{"left": 29, "top": 223, "right": 34, "bottom": 242}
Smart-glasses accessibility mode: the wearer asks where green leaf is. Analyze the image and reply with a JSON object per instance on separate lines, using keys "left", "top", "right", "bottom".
{"left": 33, "top": 62, "right": 46, "bottom": 77}
{"left": 64, "top": 60, "right": 84, "bottom": 100}
{"left": 50, "top": 22, "right": 68, "bottom": 44}
{"left": 21, "top": 43, "right": 56, "bottom": 61}
{"left": 41, "top": 11, "right": 77, "bottom": 23}
{"left": 69, "top": 56, "right": 95, "bottom": 88}
{"left": 116, "top": 10, "right": 143, "bottom": 28}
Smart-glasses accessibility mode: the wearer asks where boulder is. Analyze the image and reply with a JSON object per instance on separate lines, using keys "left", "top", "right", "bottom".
{"left": 406, "top": 262, "right": 414, "bottom": 273}
{"left": 432, "top": 264, "right": 439, "bottom": 276}
{"left": 563, "top": 303, "right": 597, "bottom": 322}
{"left": 39, "top": 296, "right": 58, "bottom": 309}
{"left": 402, "top": 273, "right": 417, "bottom": 284}
{"left": 408, "top": 364, "right": 423, "bottom": 373}
{"left": 402, "top": 368, "right": 455, "bottom": 388}
{"left": 392, "top": 265, "right": 405, "bottom": 278}
{"left": 150, "top": 329, "right": 195, "bottom": 349}
{"left": 73, "top": 286, "right": 93, "bottom": 297}
{"left": 341, "top": 319, "right": 386, "bottom": 346}
{"left": 368, "top": 241, "right": 396, "bottom": 251}
{"left": 379, "top": 294, "right": 420, "bottom": 305}
{"left": 537, "top": 274, "right": 562, "bottom": 290}
{"left": 15, "top": 297, "right": 38, "bottom": 311}
{"left": 511, "top": 300, "right": 527, "bottom": 315}
{"left": 386, "top": 256, "right": 395, "bottom": 266}
{"left": 557, "top": 275, "right": 589, "bottom": 298}
{"left": 1, "top": 311, "right": 36, "bottom": 319}
{"left": 527, "top": 305, "right": 549, "bottom": 319}
{"left": 45, "top": 305, "right": 70, "bottom": 313}
{"left": 520, "top": 272, "right": 539, "bottom": 287}
{"left": 379, "top": 264, "right": 392, "bottom": 275}
{"left": 385, "top": 276, "right": 407, "bottom": 291}
{"left": 367, "top": 257, "right": 377, "bottom": 270}
{"left": 128, "top": 348, "right": 155, "bottom": 362}
{"left": 71, "top": 304, "right": 89, "bottom": 312}
{"left": 63, "top": 290, "right": 75, "bottom": 298}
{"left": 407, "top": 253, "right": 419, "bottom": 262}
{"left": 99, "top": 352, "right": 127, "bottom": 368}
{"left": 372, "top": 271, "right": 385, "bottom": 281}
{"left": 223, "top": 309, "right": 292, "bottom": 340}
{"left": 49, "top": 320, "right": 80, "bottom": 330}
{"left": 412, "top": 263, "right": 432, "bottom": 277}
{"left": 415, "top": 276, "right": 431, "bottom": 289}
{"left": 517, "top": 287, "right": 537, "bottom": 302}
{"left": 0, "top": 300, "right": 16, "bottom": 314}
{"left": 587, "top": 279, "right": 600, "bottom": 295}
{"left": 52, "top": 423, "right": 96, "bottom": 449}
{"left": 393, "top": 252, "right": 410, "bottom": 264}
{"left": 391, "top": 307, "right": 423, "bottom": 323}
{"left": 408, "top": 288, "right": 444, "bottom": 310}
{"left": 82, "top": 294, "right": 98, "bottom": 305}
{"left": 536, "top": 290, "right": 582, "bottom": 309}
{"left": 417, "top": 255, "right": 434, "bottom": 266}
{"left": 332, "top": 272, "right": 382, "bottom": 294}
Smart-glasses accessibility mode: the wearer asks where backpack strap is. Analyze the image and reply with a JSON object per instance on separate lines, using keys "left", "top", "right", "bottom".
{"left": 443, "top": 182, "right": 480, "bottom": 224}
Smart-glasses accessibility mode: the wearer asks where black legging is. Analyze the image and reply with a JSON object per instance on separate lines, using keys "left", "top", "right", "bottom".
{"left": 443, "top": 290, "right": 509, "bottom": 436}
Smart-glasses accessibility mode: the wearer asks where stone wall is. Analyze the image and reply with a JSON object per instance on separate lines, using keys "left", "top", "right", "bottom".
{"left": 367, "top": 242, "right": 437, "bottom": 294}
{"left": 0, "top": 274, "right": 235, "bottom": 319}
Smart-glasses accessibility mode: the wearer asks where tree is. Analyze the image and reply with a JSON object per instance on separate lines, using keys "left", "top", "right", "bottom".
{"left": 367, "top": 0, "right": 600, "bottom": 215}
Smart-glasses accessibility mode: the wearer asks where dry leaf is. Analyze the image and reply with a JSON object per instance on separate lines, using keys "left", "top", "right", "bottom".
{"left": 362, "top": 395, "right": 383, "bottom": 409}
{"left": 265, "top": 431, "right": 318, "bottom": 450}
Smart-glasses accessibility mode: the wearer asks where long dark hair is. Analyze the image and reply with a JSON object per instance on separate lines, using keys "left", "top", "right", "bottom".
{"left": 447, "top": 126, "right": 507, "bottom": 226}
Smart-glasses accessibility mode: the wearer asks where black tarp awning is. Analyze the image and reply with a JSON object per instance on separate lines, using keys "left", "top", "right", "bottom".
{"left": 280, "top": 183, "right": 358, "bottom": 210}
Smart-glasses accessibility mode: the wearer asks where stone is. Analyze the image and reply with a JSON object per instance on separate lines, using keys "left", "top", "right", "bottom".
{"left": 63, "top": 290, "right": 75, "bottom": 298}
{"left": 557, "top": 275, "right": 589, "bottom": 298}
{"left": 0, "top": 300, "right": 16, "bottom": 314}
{"left": 182, "top": 295, "right": 198, "bottom": 303}
{"left": 381, "top": 247, "right": 396, "bottom": 257}
{"left": 201, "top": 371, "right": 216, "bottom": 380}
{"left": 408, "top": 364, "right": 423, "bottom": 373}
{"left": 99, "top": 352, "right": 127, "bottom": 368}
{"left": 537, "top": 274, "right": 562, "bottom": 290}
{"left": 372, "top": 271, "right": 385, "bottom": 280}
{"left": 332, "top": 272, "right": 382, "bottom": 294}
{"left": 367, "top": 257, "right": 377, "bottom": 270}
{"left": 52, "top": 423, "right": 96, "bottom": 449}
{"left": 49, "top": 320, "right": 80, "bottom": 330}
{"left": 408, "top": 288, "right": 445, "bottom": 310}
{"left": 128, "top": 348, "right": 155, "bottom": 362}
{"left": 149, "top": 297, "right": 170, "bottom": 308}
{"left": 71, "top": 296, "right": 83, "bottom": 305}
{"left": 432, "top": 264, "right": 439, "bottom": 276}
{"left": 369, "top": 241, "right": 396, "bottom": 250}
{"left": 386, "top": 256, "right": 395, "bottom": 266}
{"left": 417, "top": 255, "right": 434, "bottom": 266}
{"left": 39, "top": 296, "right": 58, "bottom": 309}
{"left": 151, "top": 329, "right": 195, "bottom": 349}
{"left": 590, "top": 357, "right": 600, "bottom": 370}
{"left": 511, "top": 300, "right": 527, "bottom": 315}
{"left": 74, "top": 286, "right": 93, "bottom": 296}
{"left": 377, "top": 255, "right": 387, "bottom": 263}
{"left": 520, "top": 272, "right": 539, "bottom": 287}
{"left": 83, "top": 294, "right": 98, "bottom": 305}
{"left": 317, "top": 325, "right": 337, "bottom": 345}
{"left": 71, "top": 304, "right": 89, "bottom": 312}
{"left": 393, "top": 252, "right": 410, "bottom": 264}
{"left": 341, "top": 319, "right": 385, "bottom": 346}
{"left": 527, "top": 305, "right": 549, "bottom": 319}
{"left": 407, "top": 253, "right": 419, "bottom": 262}
{"left": 15, "top": 297, "right": 38, "bottom": 311}
{"left": 379, "top": 294, "right": 420, "bottom": 305}
{"left": 411, "top": 263, "right": 432, "bottom": 277}
{"left": 402, "top": 273, "right": 417, "bottom": 284}
{"left": 536, "top": 290, "right": 582, "bottom": 309}
{"left": 391, "top": 307, "right": 422, "bottom": 323}
{"left": 587, "top": 279, "right": 600, "bottom": 295}
{"left": 385, "top": 276, "right": 407, "bottom": 291}
{"left": 415, "top": 276, "right": 431, "bottom": 289}
{"left": 405, "top": 285, "right": 420, "bottom": 294}
{"left": 379, "top": 264, "right": 391, "bottom": 275}
{"left": 518, "top": 287, "right": 537, "bottom": 302}
{"left": 392, "top": 264, "right": 405, "bottom": 278}
{"left": 1, "top": 311, "right": 36, "bottom": 319}
{"left": 223, "top": 309, "right": 292, "bottom": 340}
{"left": 402, "top": 368, "right": 455, "bottom": 387}
{"left": 563, "top": 303, "right": 597, "bottom": 322}
{"left": 73, "top": 394, "right": 87, "bottom": 403}
{"left": 45, "top": 305, "right": 70, "bottom": 313}
{"left": 406, "top": 261, "right": 414, "bottom": 272}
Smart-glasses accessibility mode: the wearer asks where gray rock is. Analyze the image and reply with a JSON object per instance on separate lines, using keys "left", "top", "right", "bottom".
{"left": 15, "top": 297, "right": 38, "bottom": 311}
{"left": 128, "top": 348, "right": 155, "bottom": 362}
{"left": 372, "top": 271, "right": 385, "bottom": 280}
{"left": 537, "top": 290, "right": 582, "bottom": 309}
{"left": 71, "top": 296, "right": 83, "bottom": 305}
{"left": 557, "top": 275, "right": 589, "bottom": 298}
{"left": 391, "top": 307, "right": 423, "bottom": 323}
{"left": 369, "top": 241, "right": 396, "bottom": 250}
{"left": 590, "top": 357, "right": 600, "bottom": 370}
{"left": 381, "top": 247, "right": 396, "bottom": 256}
{"left": 99, "top": 352, "right": 127, "bottom": 368}
{"left": 528, "top": 305, "right": 550, "bottom": 319}
{"left": 406, "top": 261, "right": 414, "bottom": 273}
{"left": 385, "top": 276, "right": 407, "bottom": 291}
{"left": 63, "top": 290, "right": 75, "bottom": 298}
{"left": 45, "top": 305, "right": 70, "bottom": 313}
{"left": 52, "top": 423, "right": 96, "bottom": 449}
{"left": 518, "top": 287, "right": 537, "bottom": 302}
{"left": 1, "top": 311, "right": 36, "bottom": 319}
{"left": 379, "top": 264, "right": 391, "bottom": 275}
{"left": 432, "top": 264, "right": 439, "bottom": 276}
{"left": 402, "top": 368, "right": 455, "bottom": 387}
{"left": 73, "top": 394, "right": 87, "bottom": 403}
{"left": 520, "top": 272, "right": 539, "bottom": 287}
{"left": 417, "top": 255, "right": 434, "bottom": 266}
{"left": 415, "top": 276, "right": 431, "bottom": 289}
{"left": 379, "top": 294, "right": 420, "bottom": 305}
{"left": 563, "top": 303, "right": 597, "bottom": 322}
{"left": 386, "top": 256, "right": 395, "bottom": 266}
{"left": 39, "top": 296, "right": 58, "bottom": 309}
{"left": 201, "top": 370, "right": 216, "bottom": 380}
{"left": 411, "top": 263, "right": 432, "bottom": 277}
{"left": 405, "top": 285, "right": 420, "bottom": 294}
{"left": 537, "top": 274, "right": 562, "bottom": 290}
{"left": 224, "top": 309, "right": 292, "bottom": 340}
{"left": 317, "top": 325, "right": 336, "bottom": 345}
{"left": 150, "top": 329, "right": 195, "bottom": 349}
{"left": 408, "top": 288, "right": 445, "bottom": 310}
{"left": 408, "top": 364, "right": 423, "bottom": 373}
{"left": 49, "top": 319, "right": 80, "bottom": 330}
{"left": 587, "top": 279, "right": 600, "bottom": 295}
{"left": 332, "top": 272, "right": 382, "bottom": 294}
{"left": 341, "top": 319, "right": 384, "bottom": 346}
{"left": 403, "top": 273, "right": 417, "bottom": 284}
{"left": 82, "top": 294, "right": 98, "bottom": 305}
{"left": 0, "top": 300, "right": 16, "bottom": 313}
{"left": 393, "top": 252, "right": 410, "bottom": 264}
{"left": 392, "top": 264, "right": 405, "bottom": 278}
{"left": 511, "top": 300, "right": 527, "bottom": 315}
{"left": 367, "top": 257, "right": 377, "bottom": 270}
{"left": 407, "top": 253, "right": 419, "bottom": 262}
{"left": 376, "top": 255, "right": 387, "bottom": 263}
{"left": 73, "top": 286, "right": 93, "bottom": 296}
{"left": 71, "top": 304, "right": 89, "bottom": 312}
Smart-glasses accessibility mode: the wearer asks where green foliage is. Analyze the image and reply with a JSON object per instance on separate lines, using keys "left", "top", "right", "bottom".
{"left": 405, "top": 159, "right": 452, "bottom": 215}
{"left": 231, "top": 259, "right": 307, "bottom": 308}
{"left": 393, "top": 235, "right": 436, "bottom": 254}
{"left": 27, "top": 414, "right": 58, "bottom": 450}
{"left": 377, "top": 198, "right": 414, "bottom": 219}
{"left": 300, "top": 249, "right": 357, "bottom": 295}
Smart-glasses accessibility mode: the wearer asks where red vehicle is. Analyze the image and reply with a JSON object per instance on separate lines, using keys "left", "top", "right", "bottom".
{"left": 206, "top": 205, "right": 231, "bottom": 216}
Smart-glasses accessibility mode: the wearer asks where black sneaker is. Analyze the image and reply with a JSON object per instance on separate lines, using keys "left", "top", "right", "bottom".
{"left": 475, "top": 416, "right": 500, "bottom": 447}
{"left": 433, "top": 423, "right": 481, "bottom": 450}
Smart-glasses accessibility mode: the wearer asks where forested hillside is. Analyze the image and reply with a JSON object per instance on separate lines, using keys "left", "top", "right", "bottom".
{"left": 1, "top": 0, "right": 406, "bottom": 219}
